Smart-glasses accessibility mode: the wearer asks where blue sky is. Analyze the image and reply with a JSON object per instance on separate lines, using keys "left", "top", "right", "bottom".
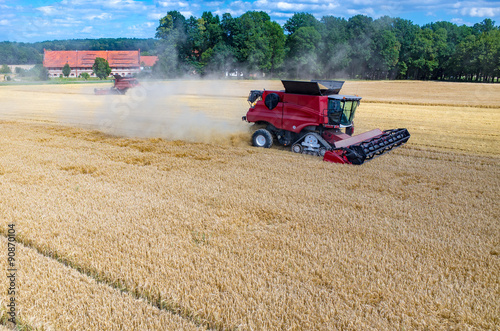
{"left": 1, "top": 0, "right": 499, "bottom": 42}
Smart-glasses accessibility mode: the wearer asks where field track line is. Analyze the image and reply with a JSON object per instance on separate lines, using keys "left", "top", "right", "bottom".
{"left": 0, "top": 231, "right": 222, "bottom": 331}
{"left": 361, "top": 100, "right": 500, "bottom": 108}
{"left": 178, "top": 93, "right": 500, "bottom": 108}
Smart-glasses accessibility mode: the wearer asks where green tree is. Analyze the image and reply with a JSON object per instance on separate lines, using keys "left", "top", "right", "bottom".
{"left": 154, "top": 11, "right": 188, "bottom": 77}
{"left": 284, "top": 12, "right": 321, "bottom": 34}
{"left": 204, "top": 42, "right": 236, "bottom": 76}
{"left": 153, "top": 41, "right": 181, "bottom": 78}
{"left": 318, "top": 16, "right": 350, "bottom": 78}
{"left": 455, "top": 34, "right": 476, "bottom": 80}
{"left": 80, "top": 72, "right": 90, "bottom": 80}
{"left": 392, "top": 18, "right": 420, "bottom": 79}
{"left": 155, "top": 10, "right": 187, "bottom": 40}
{"left": 62, "top": 63, "right": 71, "bottom": 77}
{"left": 92, "top": 57, "right": 112, "bottom": 79}
{"left": 407, "top": 28, "right": 444, "bottom": 80}
{"left": 346, "top": 15, "right": 374, "bottom": 78}
{"left": 230, "top": 11, "right": 286, "bottom": 76}
{"left": 370, "top": 30, "right": 401, "bottom": 79}
{"left": 0, "top": 64, "right": 11, "bottom": 74}
{"left": 473, "top": 29, "right": 500, "bottom": 81}
{"left": 38, "top": 66, "right": 49, "bottom": 81}
{"left": 286, "top": 26, "right": 322, "bottom": 78}
{"left": 473, "top": 18, "right": 496, "bottom": 34}
{"left": 265, "top": 21, "right": 286, "bottom": 76}
{"left": 181, "top": 12, "right": 224, "bottom": 75}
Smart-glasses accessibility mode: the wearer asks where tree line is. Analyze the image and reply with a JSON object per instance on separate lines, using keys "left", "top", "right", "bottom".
{"left": 1, "top": 13, "right": 498, "bottom": 82}
{"left": 154, "top": 11, "right": 500, "bottom": 82}
{"left": 0, "top": 38, "right": 157, "bottom": 65}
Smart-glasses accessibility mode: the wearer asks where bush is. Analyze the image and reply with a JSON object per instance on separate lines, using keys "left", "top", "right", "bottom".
{"left": 38, "top": 67, "right": 49, "bottom": 81}
{"left": 0, "top": 64, "right": 11, "bottom": 74}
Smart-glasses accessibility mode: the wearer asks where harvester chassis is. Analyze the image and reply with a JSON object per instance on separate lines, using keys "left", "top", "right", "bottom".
{"left": 244, "top": 80, "right": 411, "bottom": 165}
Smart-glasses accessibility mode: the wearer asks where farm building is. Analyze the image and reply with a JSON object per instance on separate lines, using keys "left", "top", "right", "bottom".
{"left": 43, "top": 50, "right": 158, "bottom": 78}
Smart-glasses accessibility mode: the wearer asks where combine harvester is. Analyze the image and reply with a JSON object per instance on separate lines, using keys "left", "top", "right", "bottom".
{"left": 242, "top": 80, "right": 410, "bottom": 164}
{"left": 94, "top": 74, "right": 139, "bottom": 95}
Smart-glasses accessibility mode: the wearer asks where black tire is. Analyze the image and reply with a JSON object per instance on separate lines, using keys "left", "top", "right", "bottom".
{"left": 252, "top": 129, "right": 273, "bottom": 148}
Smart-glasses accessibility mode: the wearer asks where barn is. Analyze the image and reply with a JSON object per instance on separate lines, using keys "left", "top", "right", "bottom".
{"left": 43, "top": 50, "right": 158, "bottom": 78}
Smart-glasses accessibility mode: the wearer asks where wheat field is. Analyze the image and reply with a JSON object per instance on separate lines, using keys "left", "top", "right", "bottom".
{"left": 0, "top": 80, "right": 499, "bottom": 330}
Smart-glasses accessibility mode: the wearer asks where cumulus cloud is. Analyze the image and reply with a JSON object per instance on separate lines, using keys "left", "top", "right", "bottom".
{"left": 451, "top": 17, "right": 473, "bottom": 25}
{"left": 158, "top": 1, "right": 190, "bottom": 8}
{"left": 462, "top": 7, "right": 500, "bottom": 17}
{"left": 36, "top": 6, "right": 59, "bottom": 15}
{"left": 148, "top": 13, "right": 164, "bottom": 20}
{"left": 86, "top": 13, "right": 112, "bottom": 20}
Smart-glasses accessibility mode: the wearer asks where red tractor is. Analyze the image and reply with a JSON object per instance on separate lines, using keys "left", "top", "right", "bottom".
{"left": 242, "top": 80, "right": 410, "bottom": 164}
{"left": 94, "top": 74, "right": 139, "bottom": 95}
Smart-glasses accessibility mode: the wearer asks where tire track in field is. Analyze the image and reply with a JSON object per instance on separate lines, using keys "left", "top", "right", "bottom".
{"left": 0, "top": 231, "right": 222, "bottom": 331}
{"left": 362, "top": 99, "right": 500, "bottom": 108}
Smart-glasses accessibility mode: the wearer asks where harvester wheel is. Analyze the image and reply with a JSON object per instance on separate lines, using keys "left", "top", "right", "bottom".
{"left": 291, "top": 144, "right": 303, "bottom": 153}
{"left": 252, "top": 129, "right": 273, "bottom": 148}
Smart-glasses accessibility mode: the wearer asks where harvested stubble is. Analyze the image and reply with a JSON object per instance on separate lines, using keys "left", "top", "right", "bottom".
{"left": 0, "top": 80, "right": 499, "bottom": 330}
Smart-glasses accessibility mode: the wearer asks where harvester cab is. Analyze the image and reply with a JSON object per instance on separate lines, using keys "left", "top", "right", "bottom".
{"left": 243, "top": 80, "right": 410, "bottom": 165}
{"left": 326, "top": 95, "right": 361, "bottom": 135}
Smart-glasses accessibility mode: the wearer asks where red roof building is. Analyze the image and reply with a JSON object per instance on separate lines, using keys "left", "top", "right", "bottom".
{"left": 140, "top": 56, "right": 159, "bottom": 67}
{"left": 43, "top": 50, "right": 157, "bottom": 78}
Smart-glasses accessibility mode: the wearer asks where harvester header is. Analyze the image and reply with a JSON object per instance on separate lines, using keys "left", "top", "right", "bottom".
{"left": 242, "top": 80, "right": 410, "bottom": 165}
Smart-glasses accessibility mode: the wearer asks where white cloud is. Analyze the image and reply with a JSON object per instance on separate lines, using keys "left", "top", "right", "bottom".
{"left": 37, "top": 6, "right": 58, "bottom": 15}
{"left": 203, "top": 1, "right": 224, "bottom": 7}
{"left": 180, "top": 11, "right": 194, "bottom": 18}
{"left": 147, "top": 13, "right": 163, "bottom": 20}
{"left": 247, "top": 0, "right": 341, "bottom": 17}
{"left": 52, "top": 18, "right": 83, "bottom": 27}
{"left": 61, "top": 0, "right": 147, "bottom": 10}
{"left": 157, "top": 1, "right": 189, "bottom": 8}
{"left": 86, "top": 13, "right": 112, "bottom": 20}
{"left": 82, "top": 26, "right": 93, "bottom": 33}
{"left": 276, "top": 2, "right": 304, "bottom": 11}
{"left": 451, "top": 17, "right": 473, "bottom": 25}
{"left": 462, "top": 7, "right": 500, "bottom": 17}
{"left": 0, "top": 19, "right": 9, "bottom": 25}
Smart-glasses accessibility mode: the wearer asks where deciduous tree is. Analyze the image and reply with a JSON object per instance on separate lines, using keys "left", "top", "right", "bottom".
{"left": 62, "top": 63, "right": 71, "bottom": 77}
{"left": 92, "top": 57, "right": 111, "bottom": 79}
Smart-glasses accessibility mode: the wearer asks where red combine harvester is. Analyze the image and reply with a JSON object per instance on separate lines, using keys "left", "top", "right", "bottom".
{"left": 242, "top": 80, "right": 410, "bottom": 164}
{"left": 94, "top": 74, "right": 139, "bottom": 95}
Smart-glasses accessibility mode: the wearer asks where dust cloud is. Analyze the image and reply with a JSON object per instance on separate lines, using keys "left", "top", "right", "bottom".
{"left": 56, "top": 80, "right": 252, "bottom": 145}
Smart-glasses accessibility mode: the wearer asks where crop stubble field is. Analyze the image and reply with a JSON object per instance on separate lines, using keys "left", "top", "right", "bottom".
{"left": 0, "top": 80, "right": 498, "bottom": 330}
